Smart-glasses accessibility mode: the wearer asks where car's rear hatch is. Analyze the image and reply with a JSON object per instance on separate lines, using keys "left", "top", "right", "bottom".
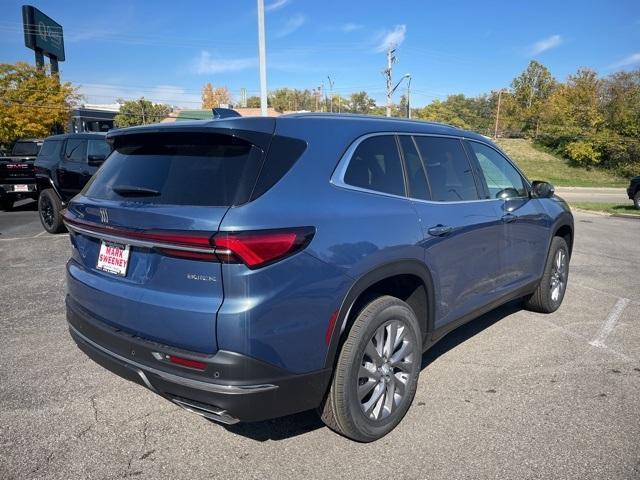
{"left": 64, "top": 120, "right": 275, "bottom": 354}
{"left": 0, "top": 156, "right": 37, "bottom": 185}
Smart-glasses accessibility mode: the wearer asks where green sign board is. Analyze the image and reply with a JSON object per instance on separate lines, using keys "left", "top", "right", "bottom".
{"left": 22, "top": 5, "right": 65, "bottom": 61}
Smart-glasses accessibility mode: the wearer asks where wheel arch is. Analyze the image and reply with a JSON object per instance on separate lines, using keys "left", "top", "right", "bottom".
{"left": 554, "top": 222, "right": 573, "bottom": 257}
{"left": 36, "top": 175, "right": 64, "bottom": 204}
{"left": 323, "top": 260, "right": 435, "bottom": 370}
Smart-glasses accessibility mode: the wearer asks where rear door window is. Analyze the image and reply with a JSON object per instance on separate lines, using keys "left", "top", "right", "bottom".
{"left": 83, "top": 133, "right": 263, "bottom": 207}
{"left": 87, "top": 139, "right": 112, "bottom": 160}
{"left": 414, "top": 136, "right": 479, "bottom": 201}
{"left": 38, "top": 139, "right": 62, "bottom": 157}
{"left": 64, "top": 139, "right": 88, "bottom": 163}
{"left": 344, "top": 135, "right": 405, "bottom": 197}
{"left": 399, "top": 135, "right": 430, "bottom": 200}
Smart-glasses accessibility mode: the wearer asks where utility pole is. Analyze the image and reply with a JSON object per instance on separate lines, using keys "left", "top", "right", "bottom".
{"left": 494, "top": 89, "right": 506, "bottom": 139}
{"left": 406, "top": 75, "right": 412, "bottom": 119}
{"left": 327, "top": 76, "right": 335, "bottom": 113}
{"left": 140, "top": 98, "right": 146, "bottom": 125}
{"left": 256, "top": 0, "right": 268, "bottom": 116}
{"left": 383, "top": 47, "right": 396, "bottom": 117}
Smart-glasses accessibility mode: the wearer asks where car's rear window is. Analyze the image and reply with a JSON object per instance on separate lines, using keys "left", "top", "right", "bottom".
{"left": 13, "top": 141, "right": 41, "bottom": 156}
{"left": 83, "top": 133, "right": 263, "bottom": 206}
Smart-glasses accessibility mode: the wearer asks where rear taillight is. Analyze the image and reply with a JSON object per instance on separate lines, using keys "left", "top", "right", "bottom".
{"left": 63, "top": 213, "right": 314, "bottom": 269}
{"left": 213, "top": 227, "right": 315, "bottom": 268}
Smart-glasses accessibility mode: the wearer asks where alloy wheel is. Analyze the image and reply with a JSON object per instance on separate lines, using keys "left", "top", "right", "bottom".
{"left": 357, "top": 320, "right": 415, "bottom": 421}
{"left": 550, "top": 249, "right": 567, "bottom": 302}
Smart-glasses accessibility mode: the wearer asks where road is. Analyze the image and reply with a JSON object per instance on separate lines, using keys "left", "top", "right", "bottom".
{"left": 555, "top": 186, "right": 629, "bottom": 204}
{"left": 0, "top": 206, "right": 639, "bottom": 480}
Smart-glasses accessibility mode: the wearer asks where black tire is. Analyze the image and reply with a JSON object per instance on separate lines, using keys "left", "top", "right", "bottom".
{"left": 0, "top": 197, "right": 13, "bottom": 211}
{"left": 319, "top": 295, "right": 422, "bottom": 442}
{"left": 38, "top": 189, "right": 66, "bottom": 234}
{"left": 634, "top": 191, "right": 640, "bottom": 210}
{"left": 525, "top": 237, "right": 569, "bottom": 313}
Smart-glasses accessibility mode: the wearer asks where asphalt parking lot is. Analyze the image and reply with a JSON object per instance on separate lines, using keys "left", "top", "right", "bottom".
{"left": 0, "top": 201, "right": 638, "bottom": 480}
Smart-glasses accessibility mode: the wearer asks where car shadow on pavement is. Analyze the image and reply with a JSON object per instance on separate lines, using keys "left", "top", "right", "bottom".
{"left": 222, "top": 299, "right": 525, "bottom": 442}
{"left": 420, "top": 299, "right": 523, "bottom": 369}
{"left": 8, "top": 199, "right": 38, "bottom": 212}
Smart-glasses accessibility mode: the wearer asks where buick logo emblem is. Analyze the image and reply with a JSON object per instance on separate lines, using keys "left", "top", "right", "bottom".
{"left": 99, "top": 208, "right": 109, "bottom": 224}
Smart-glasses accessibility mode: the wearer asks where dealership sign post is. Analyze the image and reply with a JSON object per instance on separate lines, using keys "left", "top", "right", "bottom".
{"left": 21, "top": 5, "right": 65, "bottom": 74}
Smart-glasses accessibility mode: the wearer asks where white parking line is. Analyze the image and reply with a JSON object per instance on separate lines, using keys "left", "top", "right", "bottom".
{"left": 0, "top": 233, "right": 68, "bottom": 242}
{"left": 589, "top": 298, "right": 630, "bottom": 349}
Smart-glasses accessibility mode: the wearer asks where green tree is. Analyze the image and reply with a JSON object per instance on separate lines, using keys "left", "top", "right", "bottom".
{"left": 602, "top": 70, "right": 640, "bottom": 138}
{"left": 348, "top": 91, "right": 376, "bottom": 113}
{"left": 0, "top": 62, "right": 81, "bottom": 145}
{"left": 510, "top": 60, "right": 556, "bottom": 134}
{"left": 245, "top": 95, "right": 262, "bottom": 108}
{"left": 114, "top": 98, "right": 171, "bottom": 127}
{"left": 416, "top": 94, "right": 492, "bottom": 133}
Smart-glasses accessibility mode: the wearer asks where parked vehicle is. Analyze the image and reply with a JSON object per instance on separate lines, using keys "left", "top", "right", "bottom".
{"left": 627, "top": 176, "right": 640, "bottom": 209}
{"left": 35, "top": 133, "right": 112, "bottom": 233}
{"left": 63, "top": 115, "right": 573, "bottom": 442}
{"left": 0, "top": 138, "right": 43, "bottom": 210}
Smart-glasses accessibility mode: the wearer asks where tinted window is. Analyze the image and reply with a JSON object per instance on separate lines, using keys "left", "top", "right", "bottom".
{"left": 250, "top": 135, "right": 307, "bottom": 200}
{"left": 83, "top": 133, "right": 262, "bottom": 207}
{"left": 38, "top": 139, "right": 62, "bottom": 157}
{"left": 399, "top": 135, "right": 429, "bottom": 200}
{"left": 87, "top": 139, "right": 112, "bottom": 159}
{"left": 13, "top": 141, "right": 41, "bottom": 156}
{"left": 64, "top": 139, "right": 87, "bottom": 163}
{"left": 414, "top": 137, "right": 478, "bottom": 201}
{"left": 344, "top": 136, "right": 405, "bottom": 197}
{"left": 469, "top": 142, "right": 527, "bottom": 199}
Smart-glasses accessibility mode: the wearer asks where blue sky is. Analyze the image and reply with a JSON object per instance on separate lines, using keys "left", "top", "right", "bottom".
{"left": 1, "top": 0, "right": 639, "bottom": 108}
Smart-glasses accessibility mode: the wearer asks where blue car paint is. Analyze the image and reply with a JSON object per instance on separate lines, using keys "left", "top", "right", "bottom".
{"left": 65, "top": 114, "right": 573, "bottom": 377}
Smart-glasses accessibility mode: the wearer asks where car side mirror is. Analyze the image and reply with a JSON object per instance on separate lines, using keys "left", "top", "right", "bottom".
{"left": 531, "top": 181, "right": 554, "bottom": 198}
{"left": 87, "top": 154, "right": 106, "bottom": 166}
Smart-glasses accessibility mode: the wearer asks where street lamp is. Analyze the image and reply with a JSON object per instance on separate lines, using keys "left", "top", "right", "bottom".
{"left": 391, "top": 73, "right": 411, "bottom": 118}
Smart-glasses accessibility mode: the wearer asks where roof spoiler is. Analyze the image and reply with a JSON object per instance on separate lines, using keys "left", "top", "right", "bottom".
{"left": 212, "top": 107, "right": 242, "bottom": 119}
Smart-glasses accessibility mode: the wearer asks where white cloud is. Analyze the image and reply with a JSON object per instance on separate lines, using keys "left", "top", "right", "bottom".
{"left": 608, "top": 52, "right": 640, "bottom": 69}
{"left": 276, "top": 14, "right": 306, "bottom": 37}
{"left": 530, "top": 34, "right": 562, "bottom": 55}
{"left": 341, "top": 22, "right": 363, "bottom": 33}
{"left": 78, "top": 83, "right": 202, "bottom": 108}
{"left": 375, "top": 25, "right": 406, "bottom": 52}
{"left": 194, "top": 50, "right": 256, "bottom": 74}
{"left": 265, "top": 0, "right": 290, "bottom": 12}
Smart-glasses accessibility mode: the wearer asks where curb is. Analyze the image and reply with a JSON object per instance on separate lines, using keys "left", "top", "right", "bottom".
{"left": 611, "top": 213, "right": 640, "bottom": 220}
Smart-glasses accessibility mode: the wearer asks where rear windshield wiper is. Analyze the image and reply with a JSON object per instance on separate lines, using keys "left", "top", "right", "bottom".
{"left": 112, "top": 185, "right": 161, "bottom": 196}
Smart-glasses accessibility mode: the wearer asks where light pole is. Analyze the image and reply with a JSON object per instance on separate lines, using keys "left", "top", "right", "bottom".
{"left": 256, "top": 0, "right": 268, "bottom": 116}
{"left": 390, "top": 73, "right": 411, "bottom": 117}
{"left": 493, "top": 88, "right": 508, "bottom": 139}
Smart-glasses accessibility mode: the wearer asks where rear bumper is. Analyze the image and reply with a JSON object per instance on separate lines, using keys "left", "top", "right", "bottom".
{"left": 67, "top": 296, "right": 332, "bottom": 422}
{"left": 0, "top": 183, "right": 37, "bottom": 196}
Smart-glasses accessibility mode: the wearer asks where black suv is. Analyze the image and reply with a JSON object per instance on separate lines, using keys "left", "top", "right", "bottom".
{"left": 627, "top": 176, "right": 640, "bottom": 209}
{"left": 35, "top": 133, "right": 112, "bottom": 233}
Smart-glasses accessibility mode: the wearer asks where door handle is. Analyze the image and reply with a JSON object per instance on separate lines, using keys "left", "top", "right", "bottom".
{"left": 428, "top": 225, "right": 453, "bottom": 237}
{"left": 502, "top": 213, "right": 517, "bottom": 223}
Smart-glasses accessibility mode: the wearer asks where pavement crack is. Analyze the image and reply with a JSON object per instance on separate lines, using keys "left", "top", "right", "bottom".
{"left": 90, "top": 395, "right": 99, "bottom": 423}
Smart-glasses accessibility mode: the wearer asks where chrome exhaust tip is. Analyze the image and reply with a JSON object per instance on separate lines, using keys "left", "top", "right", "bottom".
{"left": 171, "top": 397, "right": 240, "bottom": 425}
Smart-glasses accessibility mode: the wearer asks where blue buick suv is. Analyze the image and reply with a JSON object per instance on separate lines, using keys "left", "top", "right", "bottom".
{"left": 64, "top": 114, "right": 573, "bottom": 442}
